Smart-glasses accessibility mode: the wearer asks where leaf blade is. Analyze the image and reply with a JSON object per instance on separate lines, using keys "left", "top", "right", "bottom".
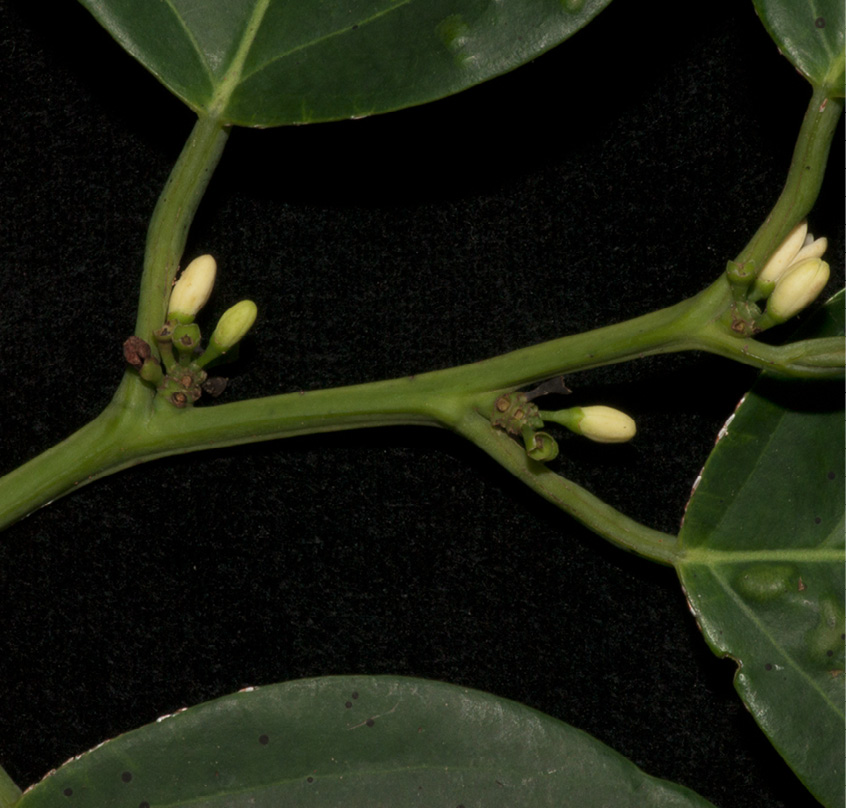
{"left": 77, "top": 0, "right": 614, "bottom": 126}
{"left": 678, "top": 295, "right": 845, "bottom": 808}
{"left": 753, "top": 0, "right": 845, "bottom": 93}
{"left": 17, "top": 676, "right": 716, "bottom": 807}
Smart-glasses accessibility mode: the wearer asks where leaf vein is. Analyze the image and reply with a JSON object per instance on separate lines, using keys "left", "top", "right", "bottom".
{"left": 161, "top": 0, "right": 216, "bottom": 83}
{"left": 210, "top": 0, "right": 274, "bottom": 116}
{"left": 237, "top": 0, "right": 416, "bottom": 88}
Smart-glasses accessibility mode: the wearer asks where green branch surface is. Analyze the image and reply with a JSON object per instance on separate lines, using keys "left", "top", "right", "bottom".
{"left": 0, "top": 85, "right": 842, "bottom": 566}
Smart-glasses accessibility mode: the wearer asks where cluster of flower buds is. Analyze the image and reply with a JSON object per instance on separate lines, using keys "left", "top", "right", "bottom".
{"left": 123, "top": 254, "right": 257, "bottom": 408}
{"left": 492, "top": 389, "right": 636, "bottom": 464}
{"left": 753, "top": 221, "right": 830, "bottom": 329}
{"left": 492, "top": 392, "right": 559, "bottom": 460}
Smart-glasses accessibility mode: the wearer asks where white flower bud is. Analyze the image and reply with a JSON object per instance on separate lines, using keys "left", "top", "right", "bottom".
{"left": 767, "top": 258, "right": 830, "bottom": 322}
{"left": 788, "top": 236, "right": 827, "bottom": 266}
{"left": 168, "top": 255, "right": 217, "bottom": 324}
{"left": 210, "top": 300, "right": 258, "bottom": 352}
{"left": 574, "top": 406, "right": 637, "bottom": 444}
{"left": 757, "top": 221, "right": 808, "bottom": 285}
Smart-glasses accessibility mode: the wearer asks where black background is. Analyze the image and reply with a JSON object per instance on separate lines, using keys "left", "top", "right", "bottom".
{"left": 0, "top": 1, "right": 843, "bottom": 806}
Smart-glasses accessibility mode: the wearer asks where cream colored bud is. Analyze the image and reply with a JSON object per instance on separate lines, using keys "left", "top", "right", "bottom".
{"left": 168, "top": 255, "right": 217, "bottom": 324}
{"left": 767, "top": 258, "right": 830, "bottom": 322}
{"left": 757, "top": 221, "right": 808, "bottom": 285}
{"left": 210, "top": 300, "right": 258, "bottom": 352}
{"left": 788, "top": 236, "right": 827, "bottom": 266}
{"left": 576, "top": 406, "right": 636, "bottom": 444}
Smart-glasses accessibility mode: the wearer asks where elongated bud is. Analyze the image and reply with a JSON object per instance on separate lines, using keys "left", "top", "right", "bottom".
{"left": 168, "top": 255, "right": 217, "bottom": 324}
{"left": 211, "top": 300, "right": 257, "bottom": 351}
{"left": 196, "top": 299, "right": 258, "bottom": 368}
{"left": 765, "top": 258, "right": 830, "bottom": 323}
{"left": 789, "top": 236, "right": 827, "bottom": 266}
{"left": 576, "top": 406, "right": 636, "bottom": 443}
{"left": 543, "top": 405, "right": 636, "bottom": 443}
{"left": 757, "top": 221, "right": 808, "bottom": 285}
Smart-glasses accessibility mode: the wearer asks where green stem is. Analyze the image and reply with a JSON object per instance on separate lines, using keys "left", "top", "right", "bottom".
{"left": 0, "top": 406, "right": 138, "bottom": 529}
{"left": 135, "top": 115, "right": 229, "bottom": 344}
{"left": 456, "top": 409, "right": 681, "bottom": 565}
{"left": 0, "top": 270, "right": 837, "bottom": 533}
{"left": 694, "top": 326, "right": 844, "bottom": 378}
{"left": 0, "top": 115, "right": 230, "bottom": 528}
{"left": 0, "top": 83, "right": 840, "bottom": 536}
{"left": 737, "top": 85, "right": 842, "bottom": 274}
{"left": 431, "top": 284, "right": 719, "bottom": 393}
{"left": 118, "top": 114, "right": 230, "bottom": 414}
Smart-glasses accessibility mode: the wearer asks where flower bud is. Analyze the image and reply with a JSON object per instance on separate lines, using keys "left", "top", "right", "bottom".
{"left": 168, "top": 254, "right": 217, "bottom": 324}
{"left": 540, "top": 405, "right": 636, "bottom": 444}
{"left": 757, "top": 221, "right": 808, "bottom": 285}
{"left": 207, "top": 299, "right": 257, "bottom": 356}
{"left": 789, "top": 236, "right": 828, "bottom": 266}
{"left": 766, "top": 258, "right": 830, "bottom": 323}
{"left": 576, "top": 406, "right": 637, "bottom": 444}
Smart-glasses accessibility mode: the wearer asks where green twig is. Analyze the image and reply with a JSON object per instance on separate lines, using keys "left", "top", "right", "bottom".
{"left": 135, "top": 115, "right": 230, "bottom": 345}
{"left": 456, "top": 409, "right": 682, "bottom": 565}
{"left": 735, "top": 85, "right": 843, "bottom": 275}
{"left": 116, "top": 114, "right": 230, "bottom": 415}
{"left": 0, "top": 77, "right": 841, "bottom": 537}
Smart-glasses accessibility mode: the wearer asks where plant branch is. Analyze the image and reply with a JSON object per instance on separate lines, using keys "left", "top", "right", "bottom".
{"left": 455, "top": 409, "right": 682, "bottom": 565}
{"left": 736, "top": 85, "right": 843, "bottom": 274}
{"left": 135, "top": 115, "right": 230, "bottom": 343}
{"left": 0, "top": 267, "right": 839, "bottom": 534}
{"left": 1, "top": 79, "right": 841, "bottom": 535}
{"left": 117, "top": 114, "right": 230, "bottom": 415}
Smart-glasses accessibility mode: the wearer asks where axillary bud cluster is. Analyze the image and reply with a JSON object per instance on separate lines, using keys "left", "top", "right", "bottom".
{"left": 491, "top": 382, "right": 636, "bottom": 464}
{"left": 122, "top": 255, "right": 257, "bottom": 408}
{"left": 726, "top": 221, "right": 830, "bottom": 334}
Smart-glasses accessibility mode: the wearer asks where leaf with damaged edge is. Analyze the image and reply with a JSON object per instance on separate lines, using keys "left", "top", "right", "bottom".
{"left": 677, "top": 292, "right": 845, "bottom": 808}
{"left": 17, "top": 676, "right": 716, "bottom": 807}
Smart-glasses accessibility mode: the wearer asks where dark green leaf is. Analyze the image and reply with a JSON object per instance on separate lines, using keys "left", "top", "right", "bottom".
{"left": 677, "top": 294, "right": 845, "bottom": 808}
{"left": 17, "top": 676, "right": 715, "bottom": 807}
{"left": 77, "top": 0, "right": 612, "bottom": 126}
{"left": 753, "top": 0, "right": 845, "bottom": 92}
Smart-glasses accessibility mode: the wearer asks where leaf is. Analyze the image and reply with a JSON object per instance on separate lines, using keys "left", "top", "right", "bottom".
{"left": 753, "top": 0, "right": 845, "bottom": 93}
{"left": 16, "top": 676, "right": 716, "bottom": 807}
{"left": 76, "top": 0, "right": 613, "bottom": 127}
{"left": 677, "top": 293, "right": 845, "bottom": 808}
